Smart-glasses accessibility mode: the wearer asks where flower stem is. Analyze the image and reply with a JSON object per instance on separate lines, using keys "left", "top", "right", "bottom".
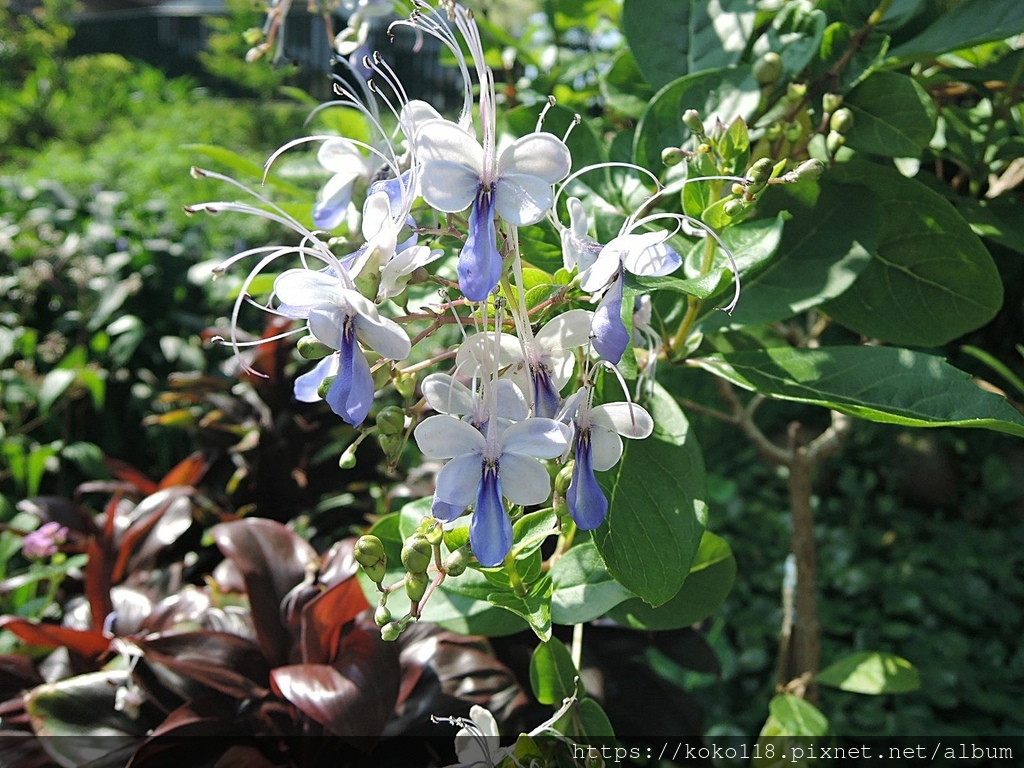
{"left": 503, "top": 552, "right": 527, "bottom": 597}
{"left": 669, "top": 234, "right": 718, "bottom": 354}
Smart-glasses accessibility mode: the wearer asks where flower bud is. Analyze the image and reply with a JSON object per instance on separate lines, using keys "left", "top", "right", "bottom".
{"left": 394, "top": 372, "right": 417, "bottom": 400}
{"left": 376, "top": 406, "right": 405, "bottom": 435}
{"left": 297, "top": 335, "right": 333, "bottom": 360}
{"left": 381, "top": 621, "right": 403, "bottom": 642}
{"left": 401, "top": 534, "right": 432, "bottom": 574}
{"left": 731, "top": 182, "right": 746, "bottom": 196}
{"left": 378, "top": 433, "right": 402, "bottom": 457}
{"left": 317, "top": 375, "right": 337, "bottom": 400}
{"left": 724, "top": 199, "right": 745, "bottom": 217}
{"left": 364, "top": 561, "right": 386, "bottom": 584}
{"left": 745, "top": 157, "right": 774, "bottom": 193}
{"left": 753, "top": 52, "right": 782, "bottom": 86}
{"left": 826, "top": 130, "right": 846, "bottom": 154}
{"left": 682, "top": 109, "right": 705, "bottom": 137}
{"left": 822, "top": 92, "right": 843, "bottom": 114}
{"left": 405, "top": 571, "right": 428, "bottom": 602}
{"left": 782, "top": 121, "right": 803, "bottom": 142}
{"left": 374, "top": 605, "right": 392, "bottom": 627}
{"left": 444, "top": 549, "right": 468, "bottom": 577}
{"left": 793, "top": 158, "right": 824, "bottom": 182}
{"left": 555, "top": 462, "right": 574, "bottom": 496}
{"left": 339, "top": 445, "right": 358, "bottom": 469}
{"left": 786, "top": 82, "right": 807, "bottom": 102}
{"left": 765, "top": 123, "right": 783, "bottom": 141}
{"left": 829, "top": 107, "right": 855, "bottom": 134}
{"left": 424, "top": 521, "right": 444, "bottom": 547}
{"left": 697, "top": 143, "right": 711, "bottom": 154}
{"left": 661, "top": 147, "right": 686, "bottom": 167}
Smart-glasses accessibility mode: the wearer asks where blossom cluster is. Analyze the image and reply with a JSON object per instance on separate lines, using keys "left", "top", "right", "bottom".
{"left": 191, "top": 0, "right": 737, "bottom": 568}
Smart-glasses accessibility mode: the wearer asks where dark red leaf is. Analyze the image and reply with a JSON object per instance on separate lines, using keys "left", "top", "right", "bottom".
{"left": 211, "top": 518, "right": 317, "bottom": 666}
{"left": 111, "top": 488, "right": 194, "bottom": 582}
{"left": 0, "top": 654, "right": 44, "bottom": 700}
{"left": 84, "top": 537, "right": 114, "bottom": 631}
{"left": 0, "top": 618, "right": 110, "bottom": 661}
{"left": 300, "top": 578, "right": 369, "bottom": 665}
{"left": 14, "top": 497, "right": 97, "bottom": 538}
{"left": 317, "top": 539, "right": 358, "bottom": 588}
{"left": 136, "top": 632, "right": 271, "bottom": 700}
{"left": 157, "top": 452, "right": 209, "bottom": 491}
{"left": 103, "top": 458, "right": 159, "bottom": 496}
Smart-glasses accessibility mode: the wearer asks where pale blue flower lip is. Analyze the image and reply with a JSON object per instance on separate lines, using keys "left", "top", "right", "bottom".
{"left": 470, "top": 466, "right": 511, "bottom": 567}
{"left": 591, "top": 270, "right": 629, "bottom": 364}
{"left": 458, "top": 187, "right": 501, "bottom": 301}
{"left": 324, "top": 316, "right": 375, "bottom": 426}
{"left": 531, "top": 362, "right": 562, "bottom": 420}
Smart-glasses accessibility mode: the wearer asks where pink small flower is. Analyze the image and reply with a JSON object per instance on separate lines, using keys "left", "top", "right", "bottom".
{"left": 22, "top": 522, "right": 68, "bottom": 560}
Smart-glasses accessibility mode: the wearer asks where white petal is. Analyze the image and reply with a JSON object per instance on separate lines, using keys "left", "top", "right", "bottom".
{"left": 400, "top": 100, "right": 444, "bottom": 143}
{"left": 455, "top": 332, "right": 522, "bottom": 378}
{"left": 274, "top": 269, "right": 345, "bottom": 316}
{"left": 579, "top": 249, "right": 623, "bottom": 293}
{"left": 319, "top": 171, "right": 360, "bottom": 210}
{"left": 617, "top": 231, "right": 680, "bottom": 277}
{"left": 499, "top": 453, "right": 553, "bottom": 506}
{"left": 494, "top": 173, "right": 555, "bottom": 226}
{"left": 568, "top": 197, "right": 589, "bottom": 238}
{"left": 308, "top": 306, "right": 349, "bottom": 350}
{"left": 293, "top": 355, "right": 338, "bottom": 402}
{"left": 414, "top": 414, "right": 485, "bottom": 459}
{"left": 496, "top": 133, "right": 571, "bottom": 183}
{"left": 590, "top": 428, "right": 624, "bottom": 472}
{"left": 317, "top": 139, "right": 368, "bottom": 174}
{"left": 546, "top": 350, "right": 576, "bottom": 391}
{"left": 435, "top": 453, "right": 484, "bottom": 506}
{"left": 494, "top": 379, "right": 528, "bottom": 422}
{"left": 422, "top": 373, "right": 477, "bottom": 416}
{"left": 591, "top": 402, "right": 654, "bottom": 439}
{"left": 536, "top": 309, "right": 595, "bottom": 353}
{"left": 417, "top": 119, "right": 484, "bottom": 212}
{"left": 501, "top": 418, "right": 570, "bottom": 459}
{"left": 353, "top": 308, "right": 411, "bottom": 361}
{"left": 419, "top": 160, "right": 483, "bottom": 213}
{"left": 360, "top": 191, "right": 393, "bottom": 242}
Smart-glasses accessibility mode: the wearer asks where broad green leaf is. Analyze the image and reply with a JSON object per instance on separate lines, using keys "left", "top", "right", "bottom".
{"left": 634, "top": 67, "right": 762, "bottom": 172}
{"left": 688, "top": 0, "right": 756, "bottom": 73}
{"left": 607, "top": 531, "right": 736, "bottom": 630}
{"left": 762, "top": 1, "right": 827, "bottom": 78}
{"left": 627, "top": 271, "right": 728, "bottom": 300}
{"left": 951, "top": 197, "right": 1024, "bottom": 255}
{"left": 529, "top": 639, "right": 579, "bottom": 705}
{"left": 622, "top": 0, "right": 691, "bottom": 89}
{"left": 888, "top": 0, "right": 1024, "bottom": 62}
{"left": 601, "top": 50, "right": 655, "bottom": 119}
{"left": 694, "top": 346, "right": 1024, "bottom": 437}
{"left": 816, "top": 651, "right": 921, "bottom": 694}
{"left": 550, "top": 541, "right": 634, "bottom": 625}
{"left": 701, "top": 180, "right": 877, "bottom": 329}
{"left": 760, "top": 694, "right": 829, "bottom": 737}
{"left": 39, "top": 369, "right": 76, "bottom": 413}
{"left": 824, "top": 163, "right": 1002, "bottom": 346}
{"left": 843, "top": 71, "right": 937, "bottom": 157}
{"left": 487, "top": 574, "right": 553, "bottom": 641}
{"left": 593, "top": 382, "right": 708, "bottom": 607}
{"left": 186, "top": 144, "right": 309, "bottom": 199}
{"left": 811, "top": 22, "right": 890, "bottom": 93}
{"left": 511, "top": 508, "right": 558, "bottom": 559}
{"left": 575, "top": 697, "right": 616, "bottom": 741}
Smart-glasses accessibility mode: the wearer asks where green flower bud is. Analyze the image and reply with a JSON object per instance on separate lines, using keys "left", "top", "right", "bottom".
{"left": 381, "top": 621, "right": 402, "bottom": 642}
{"left": 731, "top": 182, "right": 746, "bottom": 196}
{"left": 782, "top": 121, "right": 803, "bottom": 142}
{"left": 424, "top": 521, "right": 444, "bottom": 547}
{"left": 296, "top": 335, "right": 333, "bottom": 360}
{"left": 317, "top": 375, "right": 337, "bottom": 400}
{"left": 765, "top": 123, "right": 783, "bottom": 141}
{"left": 354, "top": 535, "right": 386, "bottom": 568}
{"left": 661, "top": 147, "right": 686, "bottom": 167}
{"left": 682, "top": 109, "right": 705, "bottom": 137}
{"left": 745, "top": 157, "right": 774, "bottom": 193}
{"left": 753, "top": 52, "right": 782, "bottom": 86}
{"left": 363, "top": 561, "right": 386, "bottom": 584}
{"left": 793, "top": 158, "right": 824, "bottom": 182}
{"left": 826, "top": 130, "right": 846, "bottom": 154}
{"left": 697, "top": 143, "right": 711, "bottom": 154}
{"left": 555, "top": 462, "right": 574, "bottom": 496}
{"left": 375, "top": 406, "right": 406, "bottom": 435}
{"left": 724, "top": 199, "right": 745, "bottom": 217}
{"left": 822, "top": 92, "right": 843, "bottom": 114}
{"left": 339, "top": 445, "right": 358, "bottom": 469}
{"left": 401, "top": 534, "right": 432, "bottom": 574}
{"left": 394, "top": 372, "right": 417, "bottom": 400}
{"left": 786, "top": 82, "right": 807, "bottom": 102}
{"left": 374, "top": 605, "right": 392, "bottom": 627}
{"left": 829, "top": 107, "right": 855, "bottom": 134}
{"left": 405, "top": 571, "right": 428, "bottom": 602}
{"left": 444, "top": 549, "right": 468, "bottom": 577}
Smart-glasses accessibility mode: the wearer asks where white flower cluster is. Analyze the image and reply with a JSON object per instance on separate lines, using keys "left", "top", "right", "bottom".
{"left": 192, "top": 1, "right": 742, "bottom": 567}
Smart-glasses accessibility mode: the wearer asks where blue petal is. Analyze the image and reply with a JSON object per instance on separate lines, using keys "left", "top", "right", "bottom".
{"left": 313, "top": 197, "right": 348, "bottom": 230}
{"left": 325, "top": 318, "right": 374, "bottom": 425}
{"left": 470, "top": 466, "right": 512, "bottom": 567}
{"left": 458, "top": 187, "right": 502, "bottom": 302}
{"left": 567, "top": 428, "right": 608, "bottom": 530}
{"left": 431, "top": 494, "right": 466, "bottom": 522}
{"left": 591, "top": 270, "right": 629, "bottom": 365}
{"left": 531, "top": 362, "right": 562, "bottom": 419}
{"left": 294, "top": 355, "right": 336, "bottom": 402}
{"left": 369, "top": 170, "right": 416, "bottom": 215}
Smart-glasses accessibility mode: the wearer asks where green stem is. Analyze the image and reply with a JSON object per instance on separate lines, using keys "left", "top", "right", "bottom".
{"left": 504, "top": 552, "right": 527, "bottom": 597}
{"left": 669, "top": 235, "right": 718, "bottom": 354}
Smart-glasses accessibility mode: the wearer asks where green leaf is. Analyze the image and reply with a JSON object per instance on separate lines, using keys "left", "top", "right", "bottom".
{"left": 760, "top": 694, "right": 829, "bottom": 737}
{"left": 38, "top": 369, "right": 76, "bottom": 413}
{"left": 889, "top": 0, "right": 1024, "bottom": 62}
{"left": 812, "top": 22, "right": 889, "bottom": 93}
{"left": 702, "top": 180, "right": 878, "bottom": 329}
{"left": 951, "top": 197, "right": 1024, "bottom": 255}
{"left": 550, "top": 541, "right": 634, "bottom": 625}
{"left": 607, "top": 531, "right": 736, "bottom": 630}
{"left": 694, "top": 346, "right": 1024, "bottom": 437}
{"left": 574, "top": 697, "right": 616, "bottom": 742}
{"left": 843, "top": 71, "right": 937, "bottom": 157}
{"left": 593, "top": 382, "right": 708, "bottom": 607}
{"left": 688, "top": 0, "right": 756, "bottom": 73}
{"left": 487, "top": 574, "right": 554, "bottom": 641}
{"left": 186, "top": 144, "right": 308, "bottom": 200}
{"left": 762, "top": 1, "right": 828, "bottom": 79}
{"left": 816, "top": 651, "right": 921, "bottom": 694}
{"left": 824, "top": 163, "right": 1002, "bottom": 346}
{"left": 627, "top": 271, "right": 728, "bottom": 300}
{"left": 511, "top": 508, "right": 559, "bottom": 559}
{"left": 601, "top": 50, "right": 656, "bottom": 118}
{"left": 634, "top": 67, "right": 762, "bottom": 172}
{"left": 622, "top": 0, "right": 691, "bottom": 89}
{"left": 529, "top": 639, "right": 579, "bottom": 705}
